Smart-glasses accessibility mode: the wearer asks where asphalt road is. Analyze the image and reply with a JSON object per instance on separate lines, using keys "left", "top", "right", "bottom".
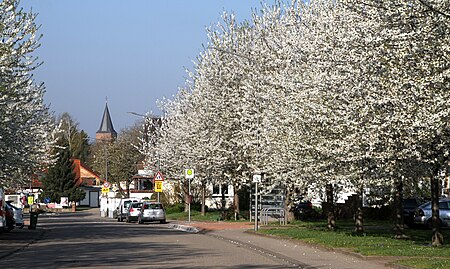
{"left": 1, "top": 209, "right": 294, "bottom": 268}
{"left": 1, "top": 209, "right": 393, "bottom": 269}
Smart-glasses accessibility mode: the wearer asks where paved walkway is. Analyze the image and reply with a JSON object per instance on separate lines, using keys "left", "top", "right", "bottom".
{"left": 171, "top": 221, "right": 404, "bottom": 269}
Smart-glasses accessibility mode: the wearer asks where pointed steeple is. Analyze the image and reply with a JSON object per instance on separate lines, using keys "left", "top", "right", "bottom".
{"left": 96, "top": 100, "right": 117, "bottom": 142}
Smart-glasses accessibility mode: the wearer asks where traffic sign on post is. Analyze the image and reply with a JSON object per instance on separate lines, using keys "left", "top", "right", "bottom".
{"left": 154, "top": 181, "right": 163, "bottom": 192}
{"left": 154, "top": 171, "right": 164, "bottom": 181}
{"left": 252, "top": 174, "right": 262, "bottom": 183}
{"left": 185, "top": 169, "right": 194, "bottom": 179}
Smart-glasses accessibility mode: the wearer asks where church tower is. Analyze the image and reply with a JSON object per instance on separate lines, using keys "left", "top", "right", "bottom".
{"left": 96, "top": 101, "right": 117, "bottom": 142}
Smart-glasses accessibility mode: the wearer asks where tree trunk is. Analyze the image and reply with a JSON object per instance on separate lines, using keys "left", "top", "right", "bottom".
{"left": 326, "top": 183, "right": 336, "bottom": 230}
{"left": 393, "top": 177, "right": 407, "bottom": 239}
{"left": 71, "top": 201, "right": 76, "bottom": 212}
{"left": 354, "top": 188, "right": 364, "bottom": 233}
{"left": 233, "top": 183, "right": 240, "bottom": 220}
{"left": 285, "top": 185, "right": 295, "bottom": 223}
{"left": 201, "top": 182, "right": 206, "bottom": 216}
{"left": 184, "top": 181, "right": 190, "bottom": 213}
{"left": 126, "top": 180, "right": 131, "bottom": 198}
{"left": 430, "top": 172, "right": 443, "bottom": 246}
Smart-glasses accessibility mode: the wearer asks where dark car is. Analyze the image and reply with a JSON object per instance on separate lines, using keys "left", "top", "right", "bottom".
{"left": 292, "top": 198, "right": 317, "bottom": 220}
{"left": 402, "top": 198, "right": 423, "bottom": 227}
{"left": 4, "top": 203, "right": 15, "bottom": 232}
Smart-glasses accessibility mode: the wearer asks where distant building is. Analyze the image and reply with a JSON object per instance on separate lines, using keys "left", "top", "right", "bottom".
{"left": 96, "top": 102, "right": 117, "bottom": 142}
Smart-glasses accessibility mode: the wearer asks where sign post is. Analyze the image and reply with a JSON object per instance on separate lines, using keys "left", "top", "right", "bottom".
{"left": 253, "top": 172, "right": 262, "bottom": 232}
{"left": 185, "top": 169, "right": 194, "bottom": 223}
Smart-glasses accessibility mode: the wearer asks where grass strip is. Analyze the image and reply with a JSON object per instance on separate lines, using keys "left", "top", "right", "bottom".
{"left": 394, "top": 257, "right": 450, "bottom": 269}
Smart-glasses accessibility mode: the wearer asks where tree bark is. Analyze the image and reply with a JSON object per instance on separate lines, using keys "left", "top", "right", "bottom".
{"left": 393, "top": 177, "right": 407, "bottom": 239}
{"left": 201, "top": 182, "right": 206, "bottom": 216}
{"left": 184, "top": 181, "right": 190, "bottom": 213}
{"left": 285, "top": 185, "right": 295, "bottom": 223}
{"left": 430, "top": 171, "right": 444, "bottom": 246}
{"left": 354, "top": 188, "right": 364, "bottom": 233}
{"left": 233, "top": 183, "right": 240, "bottom": 220}
{"left": 326, "top": 183, "right": 336, "bottom": 230}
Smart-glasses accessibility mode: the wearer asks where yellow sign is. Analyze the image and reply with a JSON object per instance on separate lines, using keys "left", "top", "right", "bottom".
{"left": 154, "top": 181, "right": 163, "bottom": 193}
{"left": 101, "top": 187, "right": 110, "bottom": 193}
{"left": 27, "top": 196, "right": 34, "bottom": 205}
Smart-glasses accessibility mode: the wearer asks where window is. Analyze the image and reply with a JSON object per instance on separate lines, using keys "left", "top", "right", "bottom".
{"left": 212, "top": 184, "right": 229, "bottom": 196}
{"left": 213, "top": 185, "right": 220, "bottom": 195}
{"left": 439, "top": 202, "right": 449, "bottom": 210}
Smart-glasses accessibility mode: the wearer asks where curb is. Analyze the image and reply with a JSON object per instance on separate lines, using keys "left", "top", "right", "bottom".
{"left": 168, "top": 224, "right": 200, "bottom": 233}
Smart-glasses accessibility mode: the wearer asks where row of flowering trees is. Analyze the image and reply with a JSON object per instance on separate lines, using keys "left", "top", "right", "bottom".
{"left": 143, "top": 0, "right": 449, "bottom": 246}
{"left": 0, "top": 0, "right": 57, "bottom": 188}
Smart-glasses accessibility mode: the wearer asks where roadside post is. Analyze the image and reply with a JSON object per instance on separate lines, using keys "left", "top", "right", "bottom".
{"left": 185, "top": 169, "right": 194, "bottom": 223}
{"left": 253, "top": 171, "right": 262, "bottom": 231}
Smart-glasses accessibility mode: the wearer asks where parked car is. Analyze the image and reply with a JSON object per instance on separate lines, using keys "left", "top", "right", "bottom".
{"left": 291, "top": 198, "right": 318, "bottom": 220}
{"left": 402, "top": 198, "right": 423, "bottom": 227}
{"left": 6, "top": 201, "right": 24, "bottom": 229}
{"left": 138, "top": 202, "right": 166, "bottom": 224}
{"left": 0, "top": 188, "right": 5, "bottom": 232}
{"left": 413, "top": 198, "right": 450, "bottom": 228}
{"left": 4, "top": 202, "right": 15, "bottom": 232}
{"left": 115, "top": 198, "right": 141, "bottom": 222}
{"left": 126, "top": 202, "right": 143, "bottom": 223}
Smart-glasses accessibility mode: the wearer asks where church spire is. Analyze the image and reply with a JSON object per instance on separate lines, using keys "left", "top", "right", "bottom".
{"left": 96, "top": 100, "right": 117, "bottom": 142}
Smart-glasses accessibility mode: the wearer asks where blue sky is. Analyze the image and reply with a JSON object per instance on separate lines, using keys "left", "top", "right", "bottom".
{"left": 20, "top": 0, "right": 273, "bottom": 140}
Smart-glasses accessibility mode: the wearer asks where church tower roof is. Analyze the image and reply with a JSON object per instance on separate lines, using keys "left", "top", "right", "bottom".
{"left": 96, "top": 102, "right": 117, "bottom": 142}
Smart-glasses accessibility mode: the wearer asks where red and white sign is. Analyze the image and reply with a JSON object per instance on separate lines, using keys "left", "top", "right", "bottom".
{"left": 103, "top": 182, "right": 111, "bottom": 188}
{"left": 154, "top": 171, "right": 164, "bottom": 181}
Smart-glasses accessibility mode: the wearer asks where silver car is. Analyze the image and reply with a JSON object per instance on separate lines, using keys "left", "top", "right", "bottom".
{"left": 413, "top": 198, "right": 450, "bottom": 228}
{"left": 126, "top": 202, "right": 143, "bottom": 223}
{"left": 6, "top": 201, "right": 24, "bottom": 229}
{"left": 138, "top": 202, "right": 166, "bottom": 224}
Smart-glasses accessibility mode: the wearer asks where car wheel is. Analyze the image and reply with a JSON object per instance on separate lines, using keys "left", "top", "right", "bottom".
{"left": 160, "top": 219, "right": 166, "bottom": 224}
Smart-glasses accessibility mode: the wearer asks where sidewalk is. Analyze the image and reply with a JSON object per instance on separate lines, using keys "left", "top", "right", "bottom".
{"left": 170, "top": 221, "right": 404, "bottom": 269}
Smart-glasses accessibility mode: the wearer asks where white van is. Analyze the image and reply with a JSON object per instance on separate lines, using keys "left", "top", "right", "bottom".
{"left": 115, "top": 198, "right": 141, "bottom": 222}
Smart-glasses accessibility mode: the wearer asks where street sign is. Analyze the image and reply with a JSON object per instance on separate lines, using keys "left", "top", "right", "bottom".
{"left": 27, "top": 196, "right": 34, "bottom": 205}
{"left": 103, "top": 182, "right": 111, "bottom": 188}
{"left": 101, "top": 187, "right": 110, "bottom": 193}
{"left": 154, "top": 171, "right": 164, "bottom": 181}
{"left": 185, "top": 169, "right": 194, "bottom": 179}
{"left": 252, "top": 174, "right": 262, "bottom": 183}
{"left": 154, "top": 181, "right": 163, "bottom": 193}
